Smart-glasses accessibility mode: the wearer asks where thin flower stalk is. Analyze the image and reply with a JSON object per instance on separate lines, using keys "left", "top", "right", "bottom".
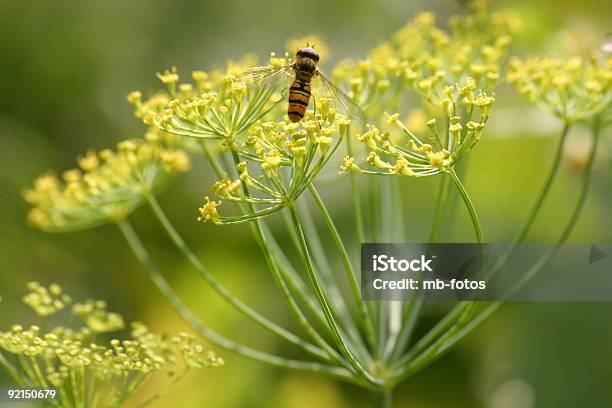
{"left": 291, "top": 200, "right": 370, "bottom": 357}
{"left": 392, "top": 115, "right": 602, "bottom": 383}
{"left": 145, "top": 194, "right": 335, "bottom": 363}
{"left": 308, "top": 185, "right": 377, "bottom": 350}
{"left": 225, "top": 146, "right": 351, "bottom": 365}
{"left": 115, "top": 219, "right": 361, "bottom": 384}
{"left": 288, "top": 206, "right": 380, "bottom": 385}
{"left": 198, "top": 134, "right": 339, "bottom": 344}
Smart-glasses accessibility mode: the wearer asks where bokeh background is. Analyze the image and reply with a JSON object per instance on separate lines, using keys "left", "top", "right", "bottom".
{"left": 1, "top": 0, "right": 611, "bottom": 407}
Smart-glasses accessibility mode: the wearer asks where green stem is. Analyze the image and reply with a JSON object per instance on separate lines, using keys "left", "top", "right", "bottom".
{"left": 308, "top": 184, "right": 376, "bottom": 351}
{"left": 198, "top": 140, "right": 331, "bottom": 339}
{"left": 262, "top": 227, "right": 331, "bottom": 330}
{"left": 145, "top": 194, "right": 330, "bottom": 361}
{"left": 391, "top": 301, "right": 468, "bottom": 370}
{"left": 398, "top": 123, "right": 573, "bottom": 372}
{"left": 134, "top": 369, "right": 188, "bottom": 408}
{"left": 199, "top": 140, "right": 224, "bottom": 177}
{"left": 517, "top": 123, "right": 569, "bottom": 241}
{"left": 392, "top": 115, "right": 601, "bottom": 385}
{"left": 289, "top": 205, "right": 379, "bottom": 385}
{"left": 555, "top": 119, "right": 599, "bottom": 244}
{"left": 227, "top": 149, "right": 345, "bottom": 364}
{"left": 0, "top": 352, "right": 28, "bottom": 387}
{"left": 428, "top": 176, "right": 450, "bottom": 242}
{"left": 377, "top": 178, "right": 393, "bottom": 358}
{"left": 447, "top": 169, "right": 483, "bottom": 243}
{"left": 347, "top": 134, "right": 365, "bottom": 244}
{"left": 294, "top": 200, "right": 361, "bottom": 339}
{"left": 387, "top": 174, "right": 452, "bottom": 362}
{"left": 494, "top": 122, "right": 571, "bottom": 269}
{"left": 116, "top": 218, "right": 356, "bottom": 381}
{"left": 370, "top": 178, "right": 382, "bottom": 242}
{"left": 372, "top": 388, "right": 393, "bottom": 408}
{"left": 386, "top": 300, "right": 423, "bottom": 364}
{"left": 439, "top": 155, "right": 470, "bottom": 241}
{"left": 390, "top": 176, "right": 405, "bottom": 242}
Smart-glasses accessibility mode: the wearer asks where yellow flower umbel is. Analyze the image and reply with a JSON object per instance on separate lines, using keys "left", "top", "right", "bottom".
{"left": 345, "top": 77, "right": 494, "bottom": 177}
{"left": 198, "top": 112, "right": 351, "bottom": 225}
{"left": 0, "top": 283, "right": 223, "bottom": 408}
{"left": 129, "top": 57, "right": 285, "bottom": 144}
{"left": 507, "top": 53, "right": 611, "bottom": 123}
{"left": 330, "top": 2, "right": 517, "bottom": 118}
{"left": 24, "top": 137, "right": 190, "bottom": 232}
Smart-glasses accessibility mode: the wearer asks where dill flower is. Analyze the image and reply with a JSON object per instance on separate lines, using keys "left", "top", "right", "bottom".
{"left": 507, "top": 53, "right": 611, "bottom": 122}
{"left": 24, "top": 137, "right": 190, "bottom": 232}
{"left": 129, "top": 57, "right": 285, "bottom": 144}
{"left": 345, "top": 77, "right": 494, "bottom": 177}
{"left": 395, "top": 5, "right": 517, "bottom": 89}
{"left": 22, "top": 281, "right": 71, "bottom": 317}
{"left": 72, "top": 300, "right": 125, "bottom": 333}
{"left": 0, "top": 283, "right": 223, "bottom": 408}
{"left": 198, "top": 111, "right": 351, "bottom": 224}
{"left": 330, "top": 2, "right": 516, "bottom": 121}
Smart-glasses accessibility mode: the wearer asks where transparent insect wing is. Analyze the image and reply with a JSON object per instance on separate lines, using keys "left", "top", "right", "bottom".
{"left": 316, "top": 70, "right": 366, "bottom": 123}
{"left": 236, "top": 64, "right": 294, "bottom": 91}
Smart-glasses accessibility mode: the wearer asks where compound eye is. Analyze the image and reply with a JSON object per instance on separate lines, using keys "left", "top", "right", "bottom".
{"left": 297, "top": 47, "right": 319, "bottom": 62}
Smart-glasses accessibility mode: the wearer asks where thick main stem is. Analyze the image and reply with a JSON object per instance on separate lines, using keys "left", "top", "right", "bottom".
{"left": 372, "top": 388, "right": 393, "bottom": 408}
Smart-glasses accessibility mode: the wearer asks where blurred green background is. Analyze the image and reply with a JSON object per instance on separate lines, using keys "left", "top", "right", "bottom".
{"left": 0, "top": 0, "right": 611, "bottom": 407}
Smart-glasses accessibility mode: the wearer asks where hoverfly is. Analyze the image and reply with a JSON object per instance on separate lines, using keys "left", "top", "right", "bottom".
{"left": 236, "top": 45, "right": 365, "bottom": 122}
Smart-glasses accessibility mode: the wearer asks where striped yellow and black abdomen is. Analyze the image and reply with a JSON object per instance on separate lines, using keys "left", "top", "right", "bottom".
{"left": 287, "top": 79, "right": 311, "bottom": 122}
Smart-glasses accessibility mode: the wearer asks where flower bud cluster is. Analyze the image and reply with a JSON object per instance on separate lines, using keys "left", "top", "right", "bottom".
{"left": 128, "top": 57, "right": 286, "bottom": 143}
{"left": 330, "top": 2, "right": 517, "bottom": 118}
{"left": 344, "top": 77, "right": 494, "bottom": 177}
{"left": 507, "top": 53, "right": 611, "bottom": 122}
{"left": 0, "top": 283, "right": 222, "bottom": 408}
{"left": 24, "top": 137, "right": 190, "bottom": 232}
{"left": 199, "top": 113, "right": 351, "bottom": 225}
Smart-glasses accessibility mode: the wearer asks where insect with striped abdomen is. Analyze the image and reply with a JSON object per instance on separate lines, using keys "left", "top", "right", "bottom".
{"left": 237, "top": 45, "right": 364, "bottom": 122}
